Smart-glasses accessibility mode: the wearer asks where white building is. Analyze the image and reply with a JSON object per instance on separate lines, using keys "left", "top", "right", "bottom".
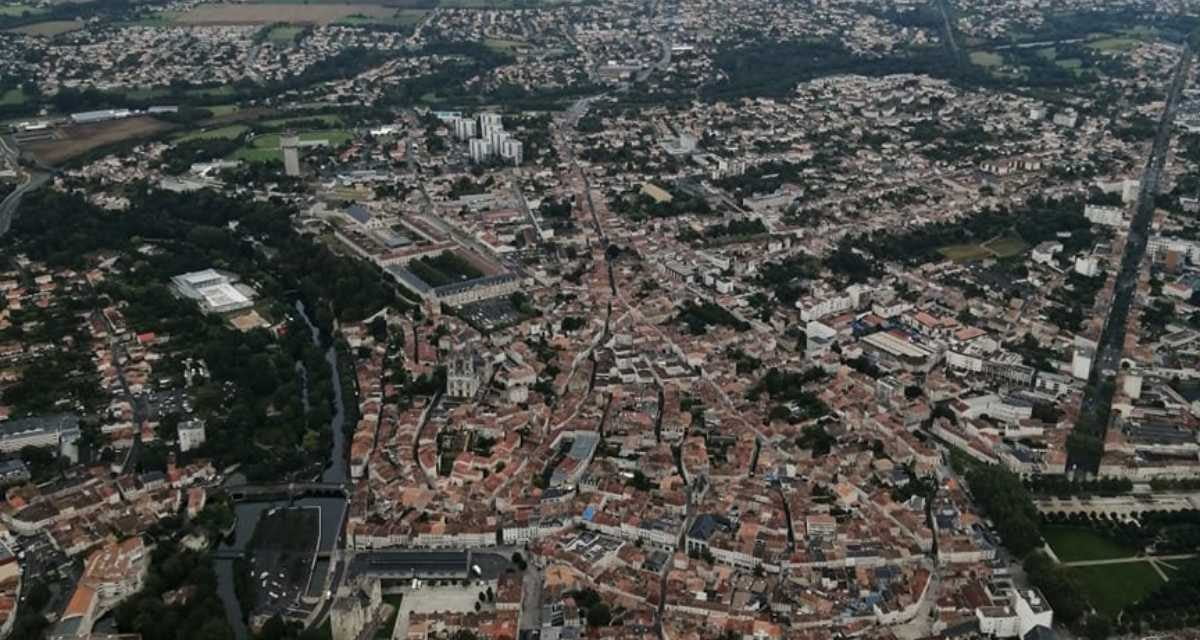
{"left": 469, "top": 138, "right": 493, "bottom": 164}
{"left": 1084, "top": 204, "right": 1124, "bottom": 227}
{"left": 177, "top": 420, "right": 206, "bottom": 453}
{"left": 171, "top": 269, "right": 255, "bottom": 314}
{"left": 499, "top": 138, "right": 524, "bottom": 166}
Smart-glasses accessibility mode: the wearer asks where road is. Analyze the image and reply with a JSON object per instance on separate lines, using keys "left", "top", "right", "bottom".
{"left": 935, "top": 0, "right": 962, "bottom": 63}
{"left": 1059, "top": 554, "right": 1196, "bottom": 568}
{"left": 1066, "top": 45, "right": 1193, "bottom": 474}
{"left": 0, "top": 135, "right": 48, "bottom": 239}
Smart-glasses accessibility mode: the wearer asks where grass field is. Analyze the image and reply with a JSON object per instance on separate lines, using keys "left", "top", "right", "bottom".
{"left": 175, "top": 2, "right": 393, "bottom": 24}
{"left": 939, "top": 244, "right": 992, "bottom": 262}
{"left": 337, "top": 8, "right": 426, "bottom": 25}
{"left": 483, "top": 37, "right": 527, "bottom": 53}
{"left": 0, "top": 88, "right": 27, "bottom": 106}
{"left": 1067, "top": 562, "right": 1164, "bottom": 617}
{"left": 177, "top": 124, "right": 249, "bottom": 141}
{"left": 230, "top": 128, "right": 351, "bottom": 162}
{"left": 207, "top": 104, "right": 241, "bottom": 116}
{"left": 982, "top": 235, "right": 1029, "bottom": 258}
{"left": 261, "top": 114, "right": 344, "bottom": 128}
{"left": 1043, "top": 526, "right": 1137, "bottom": 563}
{"left": 969, "top": 51, "right": 1003, "bottom": 68}
{"left": 0, "top": 3, "right": 44, "bottom": 16}
{"left": 8, "top": 20, "right": 81, "bottom": 36}
{"left": 266, "top": 24, "right": 303, "bottom": 41}
{"left": 1088, "top": 37, "right": 1140, "bottom": 52}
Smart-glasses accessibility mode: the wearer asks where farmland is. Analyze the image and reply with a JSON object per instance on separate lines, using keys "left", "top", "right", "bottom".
{"left": 0, "top": 3, "right": 44, "bottom": 17}
{"left": 7, "top": 20, "right": 81, "bottom": 36}
{"left": 24, "top": 117, "right": 176, "bottom": 165}
{"left": 174, "top": 3, "right": 394, "bottom": 25}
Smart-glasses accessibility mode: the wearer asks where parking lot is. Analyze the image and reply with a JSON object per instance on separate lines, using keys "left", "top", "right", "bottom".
{"left": 390, "top": 586, "right": 491, "bottom": 639}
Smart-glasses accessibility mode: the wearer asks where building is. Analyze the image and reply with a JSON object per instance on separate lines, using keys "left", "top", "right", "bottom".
{"left": 447, "top": 348, "right": 491, "bottom": 400}
{"left": 281, "top": 135, "right": 302, "bottom": 177}
{"left": 177, "top": 420, "right": 206, "bottom": 453}
{"left": 1084, "top": 204, "right": 1124, "bottom": 227}
{"left": 0, "top": 414, "right": 81, "bottom": 463}
{"left": 330, "top": 577, "right": 383, "bottom": 640}
{"left": 171, "top": 269, "right": 256, "bottom": 314}
{"left": 0, "top": 460, "right": 30, "bottom": 486}
{"left": 52, "top": 538, "right": 149, "bottom": 638}
{"left": 453, "top": 117, "right": 478, "bottom": 141}
{"left": 469, "top": 138, "right": 493, "bottom": 164}
{"left": 499, "top": 138, "right": 524, "bottom": 166}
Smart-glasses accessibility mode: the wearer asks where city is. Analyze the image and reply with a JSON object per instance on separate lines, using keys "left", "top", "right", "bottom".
{"left": 1, "top": 0, "right": 1200, "bottom": 640}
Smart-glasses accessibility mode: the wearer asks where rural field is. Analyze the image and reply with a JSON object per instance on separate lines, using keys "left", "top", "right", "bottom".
{"left": 174, "top": 3, "right": 394, "bottom": 25}
{"left": 0, "top": 3, "right": 44, "bottom": 17}
{"left": 7, "top": 20, "right": 82, "bottom": 36}
{"left": 25, "top": 117, "right": 176, "bottom": 165}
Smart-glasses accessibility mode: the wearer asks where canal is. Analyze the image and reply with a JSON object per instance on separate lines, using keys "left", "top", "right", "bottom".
{"left": 213, "top": 301, "right": 350, "bottom": 638}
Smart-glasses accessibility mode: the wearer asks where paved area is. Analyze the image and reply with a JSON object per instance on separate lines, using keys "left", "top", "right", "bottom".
{"left": 390, "top": 586, "right": 491, "bottom": 639}
{"left": 1059, "top": 553, "right": 1195, "bottom": 568}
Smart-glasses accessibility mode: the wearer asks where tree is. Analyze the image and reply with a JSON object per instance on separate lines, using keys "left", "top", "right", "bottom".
{"left": 586, "top": 602, "right": 612, "bottom": 627}
{"left": 1084, "top": 614, "right": 1112, "bottom": 640}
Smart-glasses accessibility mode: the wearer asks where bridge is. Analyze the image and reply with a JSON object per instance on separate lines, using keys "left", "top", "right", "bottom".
{"left": 226, "top": 482, "right": 349, "bottom": 502}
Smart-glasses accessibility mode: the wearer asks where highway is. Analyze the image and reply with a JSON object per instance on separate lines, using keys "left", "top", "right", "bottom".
{"left": 1066, "top": 46, "right": 1193, "bottom": 474}
{"left": 0, "top": 135, "right": 47, "bottom": 239}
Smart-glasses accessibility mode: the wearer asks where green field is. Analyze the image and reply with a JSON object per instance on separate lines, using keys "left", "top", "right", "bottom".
{"left": 1067, "top": 562, "right": 1164, "bottom": 617}
{"left": 1043, "top": 526, "right": 1137, "bottom": 563}
{"left": 230, "top": 128, "right": 351, "bottom": 162}
{"left": 938, "top": 244, "right": 992, "bottom": 262}
{"left": 0, "top": 3, "right": 44, "bottom": 16}
{"left": 483, "top": 37, "right": 526, "bottom": 53}
{"left": 969, "top": 51, "right": 1003, "bottom": 68}
{"left": 261, "top": 114, "right": 344, "bottom": 128}
{"left": 266, "top": 24, "right": 303, "bottom": 42}
{"left": 337, "top": 8, "right": 427, "bottom": 26}
{"left": 982, "top": 235, "right": 1029, "bottom": 258}
{"left": 207, "top": 104, "right": 241, "bottom": 117}
{"left": 177, "top": 124, "right": 249, "bottom": 142}
{"left": 0, "top": 88, "right": 28, "bottom": 106}
{"left": 1088, "top": 37, "right": 1140, "bottom": 52}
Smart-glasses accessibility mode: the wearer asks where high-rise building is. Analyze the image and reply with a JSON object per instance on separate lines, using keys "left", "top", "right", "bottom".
{"left": 499, "top": 138, "right": 523, "bottom": 165}
{"left": 469, "top": 138, "right": 493, "bottom": 164}
{"left": 478, "top": 112, "right": 503, "bottom": 131}
{"left": 453, "top": 117, "right": 477, "bottom": 141}
{"left": 281, "top": 135, "right": 302, "bottom": 177}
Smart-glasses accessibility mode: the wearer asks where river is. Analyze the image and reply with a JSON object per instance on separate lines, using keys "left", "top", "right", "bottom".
{"left": 213, "top": 301, "right": 350, "bottom": 639}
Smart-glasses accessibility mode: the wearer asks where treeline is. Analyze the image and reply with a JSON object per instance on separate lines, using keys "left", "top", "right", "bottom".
{"left": 679, "top": 218, "right": 767, "bottom": 244}
{"left": 675, "top": 300, "right": 750, "bottom": 335}
{"left": 965, "top": 465, "right": 1042, "bottom": 556}
{"left": 113, "top": 542, "right": 232, "bottom": 640}
{"left": 1024, "top": 475, "right": 1133, "bottom": 496}
{"left": 39, "top": 47, "right": 391, "bottom": 116}
{"left": 1042, "top": 509, "right": 1200, "bottom": 555}
{"left": 748, "top": 367, "right": 829, "bottom": 423}
{"left": 966, "top": 465, "right": 1105, "bottom": 629}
